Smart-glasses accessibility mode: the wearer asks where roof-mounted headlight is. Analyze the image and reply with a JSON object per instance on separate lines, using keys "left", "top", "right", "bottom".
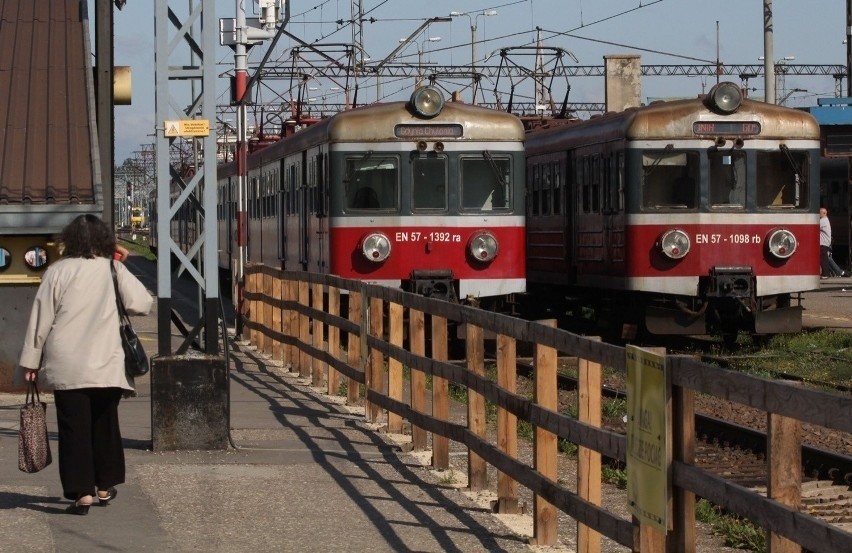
{"left": 410, "top": 86, "right": 444, "bottom": 118}
{"left": 468, "top": 231, "right": 498, "bottom": 263}
{"left": 658, "top": 229, "right": 690, "bottom": 260}
{"left": 706, "top": 81, "right": 742, "bottom": 114}
{"left": 361, "top": 232, "right": 391, "bottom": 263}
{"left": 766, "top": 228, "right": 797, "bottom": 259}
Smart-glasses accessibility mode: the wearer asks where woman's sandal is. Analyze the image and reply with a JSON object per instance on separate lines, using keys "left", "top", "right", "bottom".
{"left": 66, "top": 496, "right": 93, "bottom": 515}
{"left": 97, "top": 487, "right": 117, "bottom": 505}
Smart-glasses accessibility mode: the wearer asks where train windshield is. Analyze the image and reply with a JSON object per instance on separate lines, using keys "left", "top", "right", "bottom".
{"left": 460, "top": 154, "right": 511, "bottom": 212}
{"left": 755, "top": 149, "right": 808, "bottom": 209}
{"left": 412, "top": 156, "right": 447, "bottom": 210}
{"left": 641, "top": 151, "right": 698, "bottom": 210}
{"left": 709, "top": 151, "right": 747, "bottom": 208}
{"left": 344, "top": 155, "right": 398, "bottom": 210}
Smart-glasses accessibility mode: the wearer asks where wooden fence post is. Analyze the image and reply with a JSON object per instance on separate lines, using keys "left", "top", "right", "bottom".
{"left": 387, "top": 302, "right": 404, "bottom": 433}
{"left": 284, "top": 279, "right": 297, "bottom": 370}
{"left": 312, "top": 282, "right": 325, "bottom": 387}
{"left": 262, "top": 270, "right": 273, "bottom": 355}
{"left": 409, "top": 309, "right": 427, "bottom": 451}
{"left": 578, "top": 337, "right": 602, "bottom": 553}
{"left": 670, "top": 381, "right": 696, "bottom": 553}
{"left": 248, "top": 268, "right": 259, "bottom": 347}
{"left": 431, "top": 314, "right": 449, "bottom": 470}
{"left": 298, "top": 281, "right": 310, "bottom": 378}
{"left": 272, "top": 273, "right": 283, "bottom": 362}
{"left": 496, "top": 333, "right": 520, "bottom": 513}
{"left": 532, "top": 319, "right": 558, "bottom": 546}
{"left": 346, "top": 290, "right": 362, "bottom": 405}
{"left": 467, "top": 324, "right": 487, "bottom": 491}
{"left": 367, "top": 297, "right": 384, "bottom": 423}
{"left": 327, "top": 286, "right": 341, "bottom": 396}
{"left": 768, "top": 402, "right": 803, "bottom": 553}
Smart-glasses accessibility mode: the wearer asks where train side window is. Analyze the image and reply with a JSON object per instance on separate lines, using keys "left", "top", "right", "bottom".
{"left": 530, "top": 164, "right": 540, "bottom": 215}
{"left": 344, "top": 155, "right": 398, "bottom": 210}
{"left": 460, "top": 156, "right": 510, "bottom": 212}
{"left": 541, "top": 164, "right": 552, "bottom": 215}
{"left": 709, "top": 151, "right": 746, "bottom": 208}
{"left": 641, "top": 151, "right": 698, "bottom": 210}
{"left": 412, "top": 156, "right": 447, "bottom": 211}
{"left": 756, "top": 150, "right": 808, "bottom": 209}
{"left": 581, "top": 157, "right": 591, "bottom": 213}
{"left": 552, "top": 162, "right": 561, "bottom": 215}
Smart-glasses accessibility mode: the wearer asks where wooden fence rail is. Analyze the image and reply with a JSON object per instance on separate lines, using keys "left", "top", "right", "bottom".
{"left": 242, "top": 264, "right": 852, "bottom": 553}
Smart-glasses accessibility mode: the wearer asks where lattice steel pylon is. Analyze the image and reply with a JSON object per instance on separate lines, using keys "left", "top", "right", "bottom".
{"left": 154, "top": 0, "right": 219, "bottom": 356}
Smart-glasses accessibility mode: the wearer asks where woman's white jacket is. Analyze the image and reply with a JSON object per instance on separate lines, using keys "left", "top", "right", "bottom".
{"left": 16, "top": 257, "right": 153, "bottom": 391}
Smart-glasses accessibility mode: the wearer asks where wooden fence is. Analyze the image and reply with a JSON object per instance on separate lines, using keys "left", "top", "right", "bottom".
{"left": 243, "top": 264, "right": 852, "bottom": 553}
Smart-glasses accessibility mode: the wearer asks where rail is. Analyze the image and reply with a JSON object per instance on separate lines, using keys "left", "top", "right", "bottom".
{"left": 242, "top": 263, "right": 852, "bottom": 553}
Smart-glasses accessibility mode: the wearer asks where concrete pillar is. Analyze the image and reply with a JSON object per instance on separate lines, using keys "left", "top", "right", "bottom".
{"left": 604, "top": 54, "right": 642, "bottom": 112}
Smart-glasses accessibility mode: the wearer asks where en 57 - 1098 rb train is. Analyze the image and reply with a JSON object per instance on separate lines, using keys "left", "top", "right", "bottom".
{"left": 524, "top": 81, "right": 821, "bottom": 340}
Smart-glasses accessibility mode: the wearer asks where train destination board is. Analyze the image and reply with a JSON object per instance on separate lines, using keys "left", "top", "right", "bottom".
{"left": 394, "top": 124, "right": 463, "bottom": 138}
{"left": 692, "top": 121, "right": 761, "bottom": 135}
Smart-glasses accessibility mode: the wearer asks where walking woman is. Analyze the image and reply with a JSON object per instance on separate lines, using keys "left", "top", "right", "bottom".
{"left": 16, "top": 214, "right": 152, "bottom": 514}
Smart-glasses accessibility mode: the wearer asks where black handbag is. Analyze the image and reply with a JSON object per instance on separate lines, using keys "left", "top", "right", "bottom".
{"left": 111, "top": 260, "right": 149, "bottom": 378}
{"left": 18, "top": 381, "right": 52, "bottom": 473}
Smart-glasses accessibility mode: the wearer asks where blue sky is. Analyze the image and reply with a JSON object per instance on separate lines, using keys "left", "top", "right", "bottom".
{"left": 104, "top": 1, "right": 848, "bottom": 163}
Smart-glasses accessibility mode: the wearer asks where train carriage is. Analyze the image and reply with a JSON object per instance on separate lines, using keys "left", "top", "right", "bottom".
{"left": 525, "top": 82, "right": 821, "bottom": 339}
{"left": 214, "top": 86, "right": 526, "bottom": 307}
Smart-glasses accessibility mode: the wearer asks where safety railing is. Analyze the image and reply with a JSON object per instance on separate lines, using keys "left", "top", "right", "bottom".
{"left": 243, "top": 263, "right": 852, "bottom": 553}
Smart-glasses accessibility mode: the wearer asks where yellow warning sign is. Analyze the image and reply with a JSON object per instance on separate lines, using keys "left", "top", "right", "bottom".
{"left": 163, "top": 119, "right": 210, "bottom": 137}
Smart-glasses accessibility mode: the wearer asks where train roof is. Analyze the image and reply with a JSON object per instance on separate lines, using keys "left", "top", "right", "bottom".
{"left": 0, "top": 0, "right": 101, "bottom": 232}
{"left": 525, "top": 96, "right": 821, "bottom": 154}
{"left": 235, "top": 100, "right": 525, "bottom": 168}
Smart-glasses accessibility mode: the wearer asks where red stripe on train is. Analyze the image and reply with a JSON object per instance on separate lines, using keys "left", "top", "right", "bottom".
{"left": 329, "top": 226, "right": 525, "bottom": 280}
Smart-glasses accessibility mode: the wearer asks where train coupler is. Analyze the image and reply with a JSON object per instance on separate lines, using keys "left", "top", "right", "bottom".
{"left": 409, "top": 269, "right": 458, "bottom": 303}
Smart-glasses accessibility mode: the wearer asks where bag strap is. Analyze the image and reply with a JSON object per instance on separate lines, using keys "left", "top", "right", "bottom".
{"left": 25, "top": 381, "right": 39, "bottom": 406}
{"left": 110, "top": 260, "right": 131, "bottom": 325}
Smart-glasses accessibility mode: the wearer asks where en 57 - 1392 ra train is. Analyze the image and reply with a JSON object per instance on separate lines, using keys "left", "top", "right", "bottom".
{"left": 524, "top": 81, "right": 821, "bottom": 340}
{"left": 154, "top": 86, "right": 527, "bottom": 309}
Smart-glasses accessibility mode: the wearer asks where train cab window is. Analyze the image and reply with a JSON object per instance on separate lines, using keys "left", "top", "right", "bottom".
{"left": 756, "top": 150, "right": 808, "bottom": 209}
{"left": 460, "top": 155, "right": 510, "bottom": 212}
{"left": 709, "top": 151, "right": 746, "bottom": 208}
{"left": 412, "top": 156, "right": 447, "bottom": 210}
{"left": 641, "top": 151, "right": 698, "bottom": 210}
{"left": 344, "top": 155, "right": 398, "bottom": 210}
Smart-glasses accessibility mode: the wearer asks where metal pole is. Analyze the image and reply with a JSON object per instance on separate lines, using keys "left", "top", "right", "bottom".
{"left": 470, "top": 23, "right": 476, "bottom": 103}
{"left": 847, "top": 0, "right": 851, "bottom": 96}
{"left": 234, "top": 0, "right": 249, "bottom": 337}
{"left": 763, "top": 0, "right": 775, "bottom": 103}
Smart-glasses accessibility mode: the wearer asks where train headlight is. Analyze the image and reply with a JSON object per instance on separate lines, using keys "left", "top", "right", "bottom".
{"left": 361, "top": 232, "right": 391, "bottom": 263}
{"left": 766, "top": 229, "right": 797, "bottom": 259}
{"left": 706, "top": 81, "right": 742, "bottom": 114}
{"left": 410, "top": 86, "right": 444, "bottom": 118}
{"left": 468, "top": 231, "right": 498, "bottom": 262}
{"left": 659, "top": 229, "right": 691, "bottom": 260}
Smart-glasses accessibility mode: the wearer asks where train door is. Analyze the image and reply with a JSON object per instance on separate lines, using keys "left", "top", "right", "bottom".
{"left": 559, "top": 154, "right": 575, "bottom": 279}
{"left": 601, "top": 152, "right": 623, "bottom": 274}
{"left": 575, "top": 151, "right": 606, "bottom": 278}
{"left": 298, "top": 151, "right": 309, "bottom": 270}
{"left": 278, "top": 159, "right": 287, "bottom": 268}
{"left": 316, "top": 150, "right": 328, "bottom": 273}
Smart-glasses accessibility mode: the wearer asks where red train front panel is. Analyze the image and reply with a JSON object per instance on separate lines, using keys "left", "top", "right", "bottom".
{"left": 329, "top": 215, "right": 525, "bottom": 299}
{"left": 618, "top": 213, "right": 819, "bottom": 296}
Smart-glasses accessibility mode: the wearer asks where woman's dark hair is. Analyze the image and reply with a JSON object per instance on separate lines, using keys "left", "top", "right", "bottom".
{"left": 60, "top": 214, "right": 116, "bottom": 258}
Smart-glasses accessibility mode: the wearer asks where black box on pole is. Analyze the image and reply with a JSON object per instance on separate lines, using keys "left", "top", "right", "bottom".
{"left": 150, "top": 355, "right": 229, "bottom": 451}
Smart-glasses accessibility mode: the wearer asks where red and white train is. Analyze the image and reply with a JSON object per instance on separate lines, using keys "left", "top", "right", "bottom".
{"left": 524, "top": 81, "right": 821, "bottom": 339}
{"left": 213, "top": 86, "right": 526, "bottom": 308}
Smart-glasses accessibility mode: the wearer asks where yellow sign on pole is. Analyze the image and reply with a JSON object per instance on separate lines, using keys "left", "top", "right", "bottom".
{"left": 626, "top": 345, "right": 669, "bottom": 533}
{"left": 163, "top": 119, "right": 210, "bottom": 137}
